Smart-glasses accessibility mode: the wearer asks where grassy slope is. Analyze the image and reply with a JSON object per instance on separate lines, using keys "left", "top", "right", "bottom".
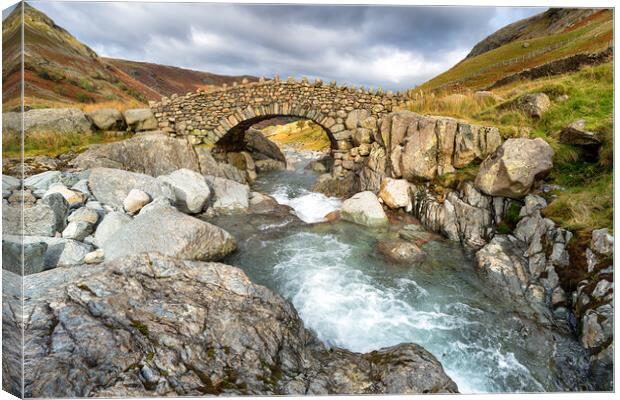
{"left": 2, "top": 4, "right": 256, "bottom": 112}
{"left": 405, "top": 62, "right": 613, "bottom": 236}
{"left": 416, "top": 9, "right": 612, "bottom": 92}
{"left": 262, "top": 120, "right": 331, "bottom": 151}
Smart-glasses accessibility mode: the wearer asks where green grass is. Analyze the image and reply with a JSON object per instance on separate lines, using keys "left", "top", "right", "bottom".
{"left": 406, "top": 62, "right": 613, "bottom": 236}
{"left": 2, "top": 131, "right": 132, "bottom": 158}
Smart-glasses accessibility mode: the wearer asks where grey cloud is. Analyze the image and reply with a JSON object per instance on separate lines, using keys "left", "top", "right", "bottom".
{"left": 31, "top": 1, "right": 544, "bottom": 90}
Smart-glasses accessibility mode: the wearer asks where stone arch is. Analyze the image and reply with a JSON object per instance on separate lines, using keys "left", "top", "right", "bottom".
{"left": 212, "top": 106, "right": 339, "bottom": 152}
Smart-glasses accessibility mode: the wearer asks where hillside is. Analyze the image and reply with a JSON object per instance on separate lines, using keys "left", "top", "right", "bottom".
{"left": 104, "top": 58, "right": 257, "bottom": 98}
{"left": 416, "top": 8, "right": 612, "bottom": 92}
{"left": 2, "top": 3, "right": 256, "bottom": 111}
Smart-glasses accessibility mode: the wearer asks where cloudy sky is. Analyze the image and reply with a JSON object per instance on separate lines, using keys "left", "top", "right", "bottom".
{"left": 25, "top": 1, "right": 544, "bottom": 90}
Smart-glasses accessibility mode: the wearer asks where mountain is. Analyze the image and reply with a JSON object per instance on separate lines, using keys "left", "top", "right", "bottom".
{"left": 104, "top": 58, "right": 257, "bottom": 98}
{"left": 2, "top": 3, "right": 256, "bottom": 111}
{"left": 417, "top": 8, "right": 612, "bottom": 92}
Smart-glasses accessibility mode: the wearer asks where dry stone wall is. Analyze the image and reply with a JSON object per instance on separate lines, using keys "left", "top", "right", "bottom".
{"left": 149, "top": 77, "right": 408, "bottom": 157}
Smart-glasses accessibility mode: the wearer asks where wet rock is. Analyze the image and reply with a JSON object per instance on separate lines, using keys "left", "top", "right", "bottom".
{"left": 194, "top": 146, "right": 247, "bottom": 184}
{"left": 475, "top": 138, "right": 554, "bottom": 198}
{"left": 2, "top": 236, "right": 47, "bottom": 275}
{"left": 379, "top": 178, "right": 412, "bottom": 210}
{"left": 103, "top": 205, "right": 236, "bottom": 262}
{"left": 21, "top": 253, "right": 457, "bottom": 397}
{"left": 94, "top": 212, "right": 132, "bottom": 248}
{"left": 123, "top": 189, "right": 151, "bottom": 215}
{"left": 376, "top": 238, "right": 425, "bottom": 265}
{"left": 72, "top": 133, "right": 201, "bottom": 176}
{"left": 123, "top": 108, "right": 157, "bottom": 131}
{"left": 87, "top": 108, "right": 126, "bottom": 131}
{"left": 205, "top": 176, "right": 250, "bottom": 213}
{"left": 341, "top": 191, "right": 388, "bottom": 227}
{"left": 305, "top": 160, "right": 328, "bottom": 173}
{"left": 256, "top": 159, "right": 287, "bottom": 172}
{"left": 88, "top": 167, "right": 175, "bottom": 211}
{"left": 519, "top": 93, "right": 551, "bottom": 118}
{"left": 20, "top": 235, "right": 92, "bottom": 269}
{"left": 244, "top": 128, "right": 286, "bottom": 162}
{"left": 314, "top": 172, "right": 360, "bottom": 198}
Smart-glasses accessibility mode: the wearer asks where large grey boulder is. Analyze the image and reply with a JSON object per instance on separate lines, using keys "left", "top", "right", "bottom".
{"left": 93, "top": 211, "right": 132, "bottom": 248}
{"left": 123, "top": 108, "right": 157, "bottom": 131}
{"left": 341, "top": 191, "right": 388, "bottom": 227}
{"left": 559, "top": 119, "right": 601, "bottom": 146}
{"left": 86, "top": 108, "right": 126, "bottom": 131}
{"left": 21, "top": 235, "right": 92, "bottom": 269}
{"left": 40, "top": 193, "right": 69, "bottom": 233}
{"left": 158, "top": 169, "right": 211, "bottom": 214}
{"left": 88, "top": 167, "right": 175, "bottom": 211}
{"left": 72, "top": 133, "right": 201, "bottom": 176}
{"left": 205, "top": 176, "right": 250, "bottom": 213}
{"left": 194, "top": 146, "right": 247, "bottom": 183}
{"left": 20, "top": 253, "right": 457, "bottom": 397}
{"left": 2, "top": 236, "right": 47, "bottom": 275}
{"left": 2, "top": 108, "right": 92, "bottom": 135}
{"left": 103, "top": 205, "right": 236, "bottom": 262}
{"left": 475, "top": 138, "right": 554, "bottom": 199}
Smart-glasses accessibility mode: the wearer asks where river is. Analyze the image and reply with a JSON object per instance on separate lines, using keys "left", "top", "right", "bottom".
{"left": 210, "top": 149, "right": 589, "bottom": 393}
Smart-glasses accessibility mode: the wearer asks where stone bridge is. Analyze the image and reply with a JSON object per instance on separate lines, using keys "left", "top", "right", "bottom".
{"left": 149, "top": 77, "right": 409, "bottom": 154}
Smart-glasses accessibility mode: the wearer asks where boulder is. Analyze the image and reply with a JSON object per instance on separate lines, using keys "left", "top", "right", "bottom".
{"left": 87, "top": 108, "right": 126, "bottom": 131}
{"left": 2, "top": 236, "right": 47, "bottom": 275}
{"left": 62, "top": 221, "right": 93, "bottom": 241}
{"left": 21, "top": 235, "right": 92, "bottom": 269}
{"left": 341, "top": 191, "right": 388, "bottom": 227}
{"left": 67, "top": 207, "right": 99, "bottom": 225}
{"left": 103, "top": 205, "right": 236, "bottom": 262}
{"left": 44, "top": 183, "right": 85, "bottom": 206}
{"left": 3, "top": 203, "right": 58, "bottom": 237}
{"left": 123, "top": 108, "right": 157, "bottom": 131}
{"left": 558, "top": 119, "right": 601, "bottom": 146}
{"left": 345, "top": 109, "right": 369, "bottom": 130}
{"left": 400, "top": 117, "right": 438, "bottom": 180}
{"left": 123, "top": 189, "right": 151, "bottom": 215}
{"left": 93, "top": 212, "right": 132, "bottom": 248}
{"left": 88, "top": 168, "right": 175, "bottom": 211}
{"left": 23, "top": 170, "right": 62, "bottom": 191}
{"left": 2, "top": 175, "right": 20, "bottom": 198}
{"left": 244, "top": 128, "right": 286, "bottom": 162}
{"left": 378, "top": 178, "right": 411, "bottom": 210}
{"left": 194, "top": 146, "right": 247, "bottom": 183}
{"left": 475, "top": 138, "right": 554, "bottom": 198}
{"left": 255, "top": 159, "right": 286, "bottom": 172}
{"left": 205, "top": 176, "right": 250, "bottom": 213}
{"left": 3, "top": 108, "right": 92, "bottom": 135}
{"left": 519, "top": 93, "right": 551, "bottom": 118}
{"left": 591, "top": 228, "right": 613, "bottom": 256}
{"left": 376, "top": 238, "right": 425, "bottom": 265}
{"left": 20, "top": 253, "right": 457, "bottom": 397}
{"left": 158, "top": 169, "right": 211, "bottom": 214}
{"left": 72, "top": 133, "right": 201, "bottom": 176}
{"left": 40, "top": 193, "right": 69, "bottom": 233}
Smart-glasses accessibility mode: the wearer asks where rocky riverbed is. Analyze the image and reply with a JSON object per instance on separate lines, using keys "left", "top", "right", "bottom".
{"left": 2, "top": 130, "right": 614, "bottom": 396}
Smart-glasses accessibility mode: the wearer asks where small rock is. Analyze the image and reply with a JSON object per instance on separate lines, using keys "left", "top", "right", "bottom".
{"left": 2, "top": 175, "right": 20, "bottom": 198}
{"left": 84, "top": 249, "right": 105, "bottom": 264}
{"left": 123, "top": 189, "right": 151, "bottom": 215}
{"left": 341, "top": 191, "right": 388, "bottom": 227}
{"left": 558, "top": 119, "right": 601, "bottom": 146}
{"left": 379, "top": 178, "right": 412, "bottom": 210}
{"left": 324, "top": 210, "right": 340, "bottom": 222}
{"left": 519, "top": 93, "right": 551, "bottom": 118}
{"left": 62, "top": 221, "right": 94, "bottom": 241}
{"left": 376, "top": 238, "right": 425, "bottom": 265}
{"left": 591, "top": 228, "right": 613, "bottom": 256}
{"left": 44, "top": 183, "right": 85, "bottom": 206}
{"left": 67, "top": 207, "right": 100, "bottom": 225}
{"left": 21, "top": 236, "right": 92, "bottom": 269}
{"left": 23, "top": 170, "right": 62, "bottom": 191}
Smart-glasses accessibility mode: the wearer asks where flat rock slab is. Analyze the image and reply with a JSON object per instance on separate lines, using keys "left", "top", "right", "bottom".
{"left": 103, "top": 205, "right": 236, "bottom": 262}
